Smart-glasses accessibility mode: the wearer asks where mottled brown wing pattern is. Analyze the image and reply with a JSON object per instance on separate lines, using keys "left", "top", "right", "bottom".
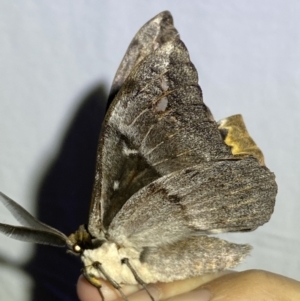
{"left": 89, "top": 11, "right": 178, "bottom": 235}
{"left": 108, "top": 157, "right": 276, "bottom": 248}
{"left": 140, "top": 236, "right": 252, "bottom": 282}
{"left": 89, "top": 17, "right": 233, "bottom": 233}
{"left": 87, "top": 13, "right": 276, "bottom": 284}
{"left": 107, "top": 11, "right": 178, "bottom": 106}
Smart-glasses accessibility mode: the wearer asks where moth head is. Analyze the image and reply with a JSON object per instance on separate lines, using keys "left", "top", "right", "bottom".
{"left": 67, "top": 224, "right": 106, "bottom": 255}
{"left": 0, "top": 192, "right": 105, "bottom": 256}
{"left": 67, "top": 224, "right": 91, "bottom": 255}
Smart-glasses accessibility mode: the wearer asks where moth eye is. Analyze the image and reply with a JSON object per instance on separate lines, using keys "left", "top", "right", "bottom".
{"left": 73, "top": 244, "right": 82, "bottom": 253}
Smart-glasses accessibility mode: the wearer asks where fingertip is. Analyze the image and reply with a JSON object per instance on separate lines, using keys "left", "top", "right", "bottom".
{"left": 77, "top": 275, "right": 141, "bottom": 301}
{"left": 77, "top": 275, "right": 103, "bottom": 301}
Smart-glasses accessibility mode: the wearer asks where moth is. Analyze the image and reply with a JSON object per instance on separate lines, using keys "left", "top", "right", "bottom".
{"left": 0, "top": 11, "right": 277, "bottom": 300}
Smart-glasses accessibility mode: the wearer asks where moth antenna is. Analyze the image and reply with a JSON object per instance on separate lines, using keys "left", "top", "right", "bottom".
{"left": 0, "top": 191, "right": 61, "bottom": 234}
{"left": 0, "top": 223, "right": 67, "bottom": 246}
{"left": 0, "top": 191, "right": 68, "bottom": 246}
{"left": 92, "top": 262, "right": 129, "bottom": 301}
{"left": 0, "top": 191, "right": 46, "bottom": 229}
{"left": 121, "top": 258, "right": 155, "bottom": 301}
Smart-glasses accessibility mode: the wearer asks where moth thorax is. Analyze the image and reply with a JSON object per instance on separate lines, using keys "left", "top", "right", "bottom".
{"left": 82, "top": 242, "right": 156, "bottom": 285}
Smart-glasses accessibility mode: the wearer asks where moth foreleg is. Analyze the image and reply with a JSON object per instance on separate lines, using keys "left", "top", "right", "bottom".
{"left": 121, "top": 258, "right": 155, "bottom": 301}
{"left": 92, "top": 262, "right": 129, "bottom": 301}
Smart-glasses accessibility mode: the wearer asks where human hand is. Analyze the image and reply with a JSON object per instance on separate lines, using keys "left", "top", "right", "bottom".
{"left": 77, "top": 270, "right": 300, "bottom": 301}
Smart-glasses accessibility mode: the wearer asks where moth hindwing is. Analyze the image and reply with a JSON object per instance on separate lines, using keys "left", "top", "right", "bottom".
{"left": 0, "top": 11, "right": 277, "bottom": 301}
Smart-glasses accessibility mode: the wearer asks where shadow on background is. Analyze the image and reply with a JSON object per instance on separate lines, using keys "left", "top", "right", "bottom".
{"left": 24, "top": 84, "right": 108, "bottom": 301}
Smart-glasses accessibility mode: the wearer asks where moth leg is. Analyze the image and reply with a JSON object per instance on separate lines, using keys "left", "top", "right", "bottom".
{"left": 218, "top": 114, "right": 265, "bottom": 165}
{"left": 82, "top": 267, "right": 106, "bottom": 300}
{"left": 121, "top": 258, "right": 155, "bottom": 301}
{"left": 92, "top": 262, "right": 129, "bottom": 301}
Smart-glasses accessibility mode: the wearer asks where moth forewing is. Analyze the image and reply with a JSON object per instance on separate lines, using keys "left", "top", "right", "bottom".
{"left": 108, "top": 10, "right": 179, "bottom": 105}
{"left": 81, "top": 10, "right": 276, "bottom": 292}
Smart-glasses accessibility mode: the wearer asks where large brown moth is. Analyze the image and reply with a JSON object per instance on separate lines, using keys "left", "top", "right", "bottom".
{"left": 0, "top": 11, "right": 277, "bottom": 300}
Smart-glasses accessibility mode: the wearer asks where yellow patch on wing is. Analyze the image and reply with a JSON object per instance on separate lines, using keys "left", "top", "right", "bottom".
{"left": 218, "top": 114, "right": 265, "bottom": 166}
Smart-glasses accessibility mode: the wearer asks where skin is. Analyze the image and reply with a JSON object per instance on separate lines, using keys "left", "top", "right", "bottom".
{"left": 77, "top": 270, "right": 300, "bottom": 301}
